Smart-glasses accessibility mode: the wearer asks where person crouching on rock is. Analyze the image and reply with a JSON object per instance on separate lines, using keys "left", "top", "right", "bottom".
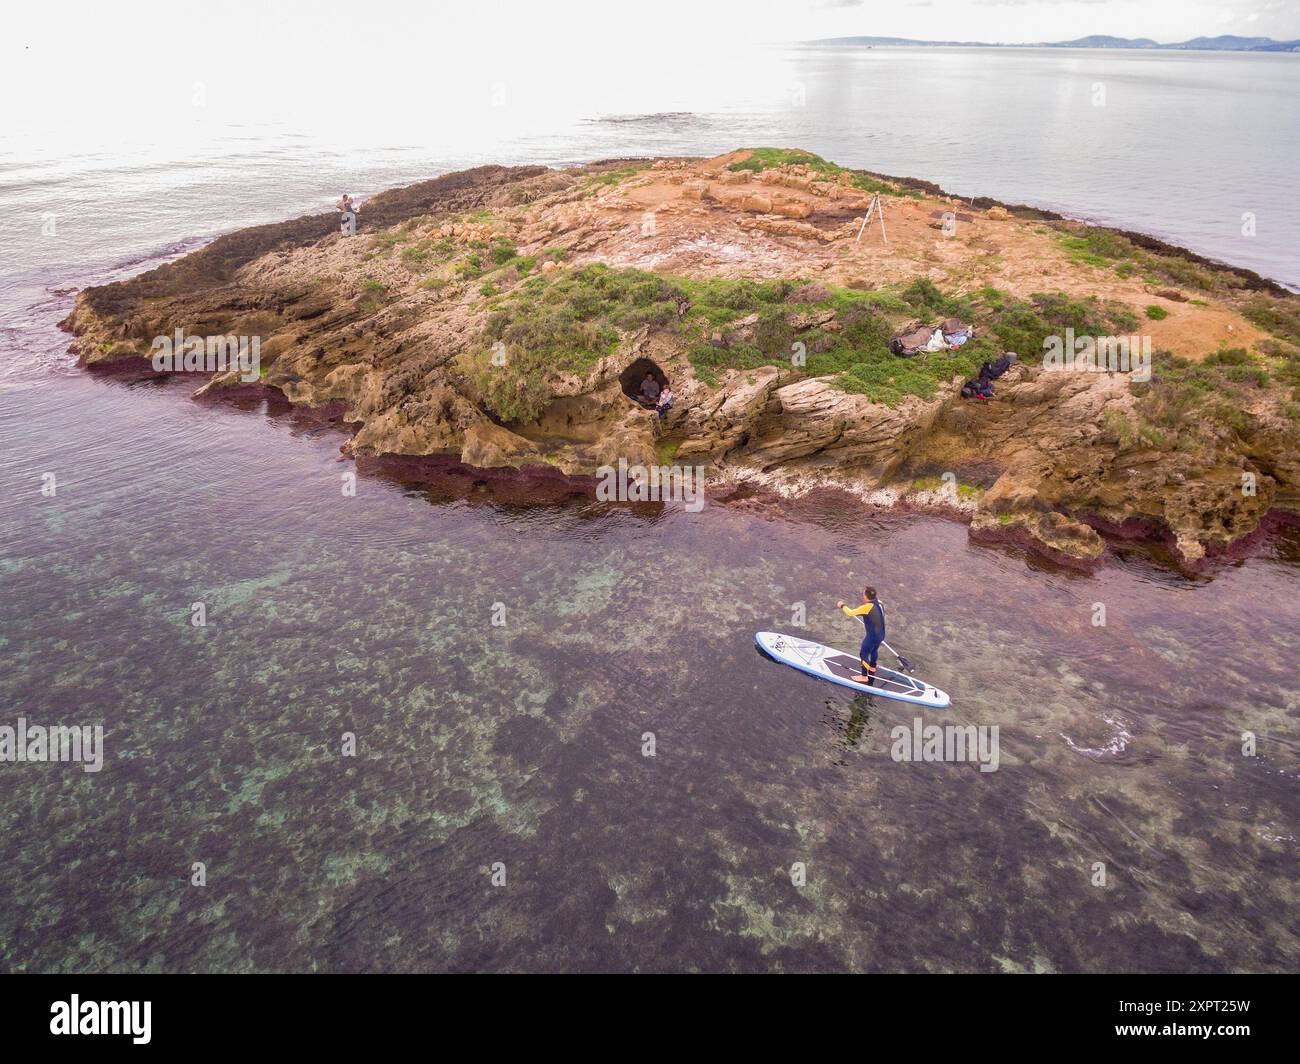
{"left": 837, "top": 586, "right": 886, "bottom": 685}
{"left": 656, "top": 385, "right": 674, "bottom": 420}
{"left": 637, "top": 372, "right": 661, "bottom": 408}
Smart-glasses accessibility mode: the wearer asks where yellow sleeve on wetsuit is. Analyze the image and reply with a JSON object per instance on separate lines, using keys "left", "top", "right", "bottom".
{"left": 841, "top": 602, "right": 875, "bottom": 618}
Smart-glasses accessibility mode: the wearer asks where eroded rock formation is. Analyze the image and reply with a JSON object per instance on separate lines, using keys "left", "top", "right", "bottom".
{"left": 61, "top": 151, "right": 1300, "bottom": 567}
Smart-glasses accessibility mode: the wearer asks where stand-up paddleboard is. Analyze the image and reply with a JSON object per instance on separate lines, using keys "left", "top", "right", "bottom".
{"left": 755, "top": 631, "right": 951, "bottom": 707}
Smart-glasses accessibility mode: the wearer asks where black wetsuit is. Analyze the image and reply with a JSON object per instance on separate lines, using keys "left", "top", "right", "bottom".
{"left": 843, "top": 599, "right": 886, "bottom": 673}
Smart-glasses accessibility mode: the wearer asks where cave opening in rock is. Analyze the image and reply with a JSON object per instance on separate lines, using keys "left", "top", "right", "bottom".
{"left": 619, "top": 357, "right": 669, "bottom": 406}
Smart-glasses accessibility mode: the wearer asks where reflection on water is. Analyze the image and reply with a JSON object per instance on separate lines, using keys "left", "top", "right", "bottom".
{"left": 1, "top": 365, "right": 1297, "bottom": 973}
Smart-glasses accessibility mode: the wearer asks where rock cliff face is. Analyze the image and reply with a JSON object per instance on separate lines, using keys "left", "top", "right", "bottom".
{"left": 61, "top": 150, "right": 1300, "bottom": 567}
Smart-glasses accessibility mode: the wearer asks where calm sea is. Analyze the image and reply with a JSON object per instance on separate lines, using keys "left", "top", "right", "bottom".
{"left": 1, "top": 45, "right": 1297, "bottom": 972}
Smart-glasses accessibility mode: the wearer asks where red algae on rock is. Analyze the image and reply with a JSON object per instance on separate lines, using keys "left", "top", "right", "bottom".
{"left": 61, "top": 152, "right": 1300, "bottom": 569}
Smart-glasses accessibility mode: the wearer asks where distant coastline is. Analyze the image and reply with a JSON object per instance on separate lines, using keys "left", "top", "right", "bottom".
{"left": 808, "top": 34, "right": 1300, "bottom": 53}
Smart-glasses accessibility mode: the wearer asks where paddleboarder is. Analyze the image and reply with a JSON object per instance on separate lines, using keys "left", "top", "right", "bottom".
{"left": 837, "top": 586, "right": 885, "bottom": 685}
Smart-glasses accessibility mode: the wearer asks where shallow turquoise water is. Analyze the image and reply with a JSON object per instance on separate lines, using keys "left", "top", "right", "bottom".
{"left": 1, "top": 368, "right": 1297, "bottom": 972}
{"left": 2, "top": 46, "right": 1299, "bottom": 968}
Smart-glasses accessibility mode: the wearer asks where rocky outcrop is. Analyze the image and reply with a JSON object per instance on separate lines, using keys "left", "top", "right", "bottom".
{"left": 460, "top": 421, "right": 537, "bottom": 469}
{"left": 676, "top": 367, "right": 782, "bottom": 461}
{"left": 743, "top": 378, "right": 948, "bottom": 475}
{"left": 59, "top": 152, "right": 1300, "bottom": 569}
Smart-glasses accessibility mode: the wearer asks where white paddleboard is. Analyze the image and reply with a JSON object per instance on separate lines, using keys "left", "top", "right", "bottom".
{"left": 756, "top": 631, "right": 951, "bottom": 707}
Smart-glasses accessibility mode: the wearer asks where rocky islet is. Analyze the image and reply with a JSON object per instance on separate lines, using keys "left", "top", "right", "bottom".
{"left": 61, "top": 149, "right": 1300, "bottom": 568}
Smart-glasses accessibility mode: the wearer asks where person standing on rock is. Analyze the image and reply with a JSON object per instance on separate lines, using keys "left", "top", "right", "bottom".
{"left": 837, "top": 586, "right": 886, "bottom": 685}
{"left": 336, "top": 194, "right": 358, "bottom": 237}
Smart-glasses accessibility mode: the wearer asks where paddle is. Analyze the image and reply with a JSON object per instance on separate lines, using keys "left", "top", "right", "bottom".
{"left": 882, "top": 640, "right": 915, "bottom": 674}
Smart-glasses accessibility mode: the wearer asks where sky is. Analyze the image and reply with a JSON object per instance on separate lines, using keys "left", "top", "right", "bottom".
{"left": 3, "top": 1, "right": 1298, "bottom": 136}
{"left": 10, "top": 0, "right": 1296, "bottom": 50}
{"left": 791, "top": 0, "right": 1300, "bottom": 43}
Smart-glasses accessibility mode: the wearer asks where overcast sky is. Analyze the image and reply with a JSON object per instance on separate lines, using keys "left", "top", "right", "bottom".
{"left": 12, "top": 0, "right": 1295, "bottom": 48}
{"left": 791, "top": 0, "right": 1299, "bottom": 42}
{"left": 5, "top": 1, "right": 1298, "bottom": 135}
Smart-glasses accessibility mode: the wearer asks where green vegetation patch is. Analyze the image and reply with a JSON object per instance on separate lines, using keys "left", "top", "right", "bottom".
{"left": 452, "top": 253, "right": 486, "bottom": 281}
{"left": 1054, "top": 225, "right": 1235, "bottom": 292}
{"left": 489, "top": 238, "right": 519, "bottom": 266}
{"left": 459, "top": 263, "right": 679, "bottom": 421}
{"left": 727, "top": 148, "right": 921, "bottom": 199}
{"left": 585, "top": 162, "right": 652, "bottom": 190}
{"left": 459, "top": 265, "right": 1173, "bottom": 422}
{"left": 677, "top": 277, "right": 924, "bottom": 396}
{"left": 832, "top": 283, "right": 1142, "bottom": 404}
{"left": 1058, "top": 228, "right": 1136, "bottom": 269}
{"left": 976, "top": 289, "right": 1140, "bottom": 358}
{"left": 1242, "top": 295, "right": 1300, "bottom": 347}
{"left": 399, "top": 236, "right": 456, "bottom": 268}
{"left": 1136, "top": 343, "right": 1290, "bottom": 444}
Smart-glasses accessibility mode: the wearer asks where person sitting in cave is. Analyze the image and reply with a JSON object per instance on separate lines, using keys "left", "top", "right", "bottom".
{"left": 656, "top": 384, "right": 674, "bottom": 420}
{"left": 637, "top": 372, "right": 661, "bottom": 408}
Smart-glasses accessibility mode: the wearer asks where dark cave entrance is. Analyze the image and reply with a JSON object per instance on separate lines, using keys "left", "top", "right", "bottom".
{"left": 619, "top": 357, "right": 669, "bottom": 405}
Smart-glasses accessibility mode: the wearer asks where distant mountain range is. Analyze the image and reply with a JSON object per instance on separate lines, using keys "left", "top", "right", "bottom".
{"left": 810, "top": 34, "right": 1300, "bottom": 53}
